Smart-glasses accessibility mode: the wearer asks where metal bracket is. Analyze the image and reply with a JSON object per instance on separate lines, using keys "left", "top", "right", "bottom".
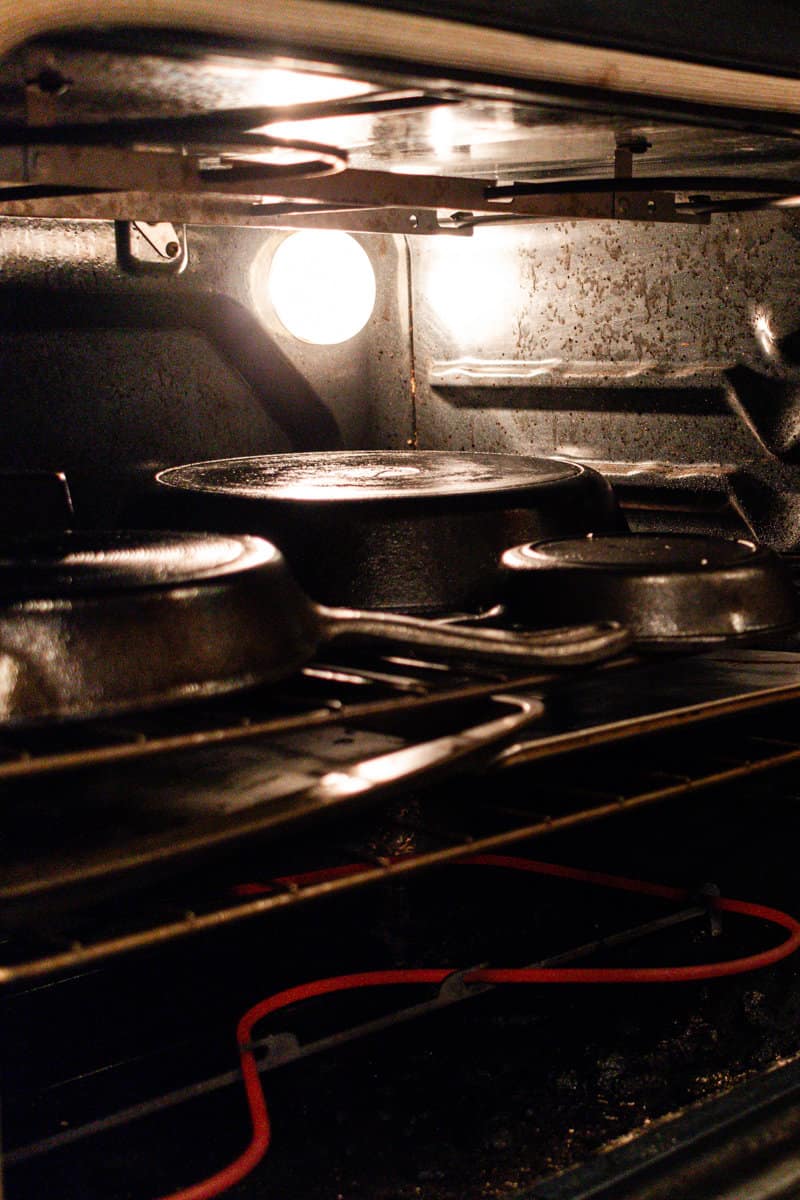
{"left": 613, "top": 133, "right": 652, "bottom": 180}
{"left": 698, "top": 882, "right": 724, "bottom": 937}
{"left": 251, "top": 1031, "right": 303, "bottom": 1067}
{"left": 0, "top": 143, "right": 709, "bottom": 228}
{"left": 116, "top": 220, "right": 187, "bottom": 273}
{"left": 436, "top": 963, "right": 491, "bottom": 1002}
{"left": 246, "top": 204, "right": 472, "bottom": 235}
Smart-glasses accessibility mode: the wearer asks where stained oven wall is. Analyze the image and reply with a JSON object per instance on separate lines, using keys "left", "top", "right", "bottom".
{"left": 4, "top": 212, "right": 800, "bottom": 550}
{"left": 0, "top": 219, "right": 411, "bottom": 525}
{"left": 408, "top": 213, "right": 800, "bottom": 549}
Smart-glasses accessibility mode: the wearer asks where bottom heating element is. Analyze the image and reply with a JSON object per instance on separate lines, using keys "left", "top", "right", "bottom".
{"left": 5, "top": 767, "right": 800, "bottom": 1200}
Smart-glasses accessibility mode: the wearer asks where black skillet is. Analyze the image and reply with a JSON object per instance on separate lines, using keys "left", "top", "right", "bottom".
{"left": 500, "top": 532, "right": 799, "bottom": 651}
{"left": 0, "top": 530, "right": 629, "bottom": 725}
{"left": 155, "top": 450, "right": 625, "bottom": 611}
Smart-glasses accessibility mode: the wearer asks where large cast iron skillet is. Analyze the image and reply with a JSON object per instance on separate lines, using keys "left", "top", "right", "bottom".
{"left": 0, "top": 530, "right": 629, "bottom": 725}
{"left": 155, "top": 450, "right": 625, "bottom": 611}
{"left": 500, "top": 533, "right": 799, "bottom": 651}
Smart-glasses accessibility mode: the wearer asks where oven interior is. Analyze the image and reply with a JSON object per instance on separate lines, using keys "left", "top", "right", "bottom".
{"left": 5, "top": 12, "right": 800, "bottom": 1198}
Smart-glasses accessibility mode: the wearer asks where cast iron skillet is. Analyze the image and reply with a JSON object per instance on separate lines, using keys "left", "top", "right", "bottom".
{"left": 500, "top": 532, "right": 799, "bottom": 651}
{"left": 0, "top": 530, "right": 629, "bottom": 725}
{"left": 155, "top": 450, "right": 625, "bottom": 611}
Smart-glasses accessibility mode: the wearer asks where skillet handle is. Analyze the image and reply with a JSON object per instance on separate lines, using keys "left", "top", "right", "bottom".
{"left": 317, "top": 605, "right": 631, "bottom": 667}
{"left": 304, "top": 693, "right": 545, "bottom": 809}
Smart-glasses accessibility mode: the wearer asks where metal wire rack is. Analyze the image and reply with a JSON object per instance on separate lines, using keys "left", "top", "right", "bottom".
{"left": 0, "top": 646, "right": 798, "bottom": 781}
{"left": 4, "top": 647, "right": 800, "bottom": 983}
{"left": 5, "top": 893, "right": 714, "bottom": 1167}
{"left": 0, "top": 655, "right": 564, "bottom": 781}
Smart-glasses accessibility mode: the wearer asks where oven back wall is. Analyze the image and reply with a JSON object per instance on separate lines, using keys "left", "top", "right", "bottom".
{"left": 7, "top": 211, "right": 800, "bottom": 549}
{"left": 0, "top": 219, "right": 411, "bottom": 525}
{"left": 409, "top": 212, "right": 800, "bottom": 549}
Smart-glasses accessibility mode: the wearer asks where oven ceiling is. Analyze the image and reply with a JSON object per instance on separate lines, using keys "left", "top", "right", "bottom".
{"left": 0, "top": 40, "right": 795, "bottom": 237}
{"left": 5, "top": 39, "right": 800, "bottom": 185}
{"left": 0, "top": 4, "right": 800, "bottom": 232}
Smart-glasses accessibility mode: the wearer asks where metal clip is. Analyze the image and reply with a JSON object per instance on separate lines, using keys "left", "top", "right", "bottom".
{"left": 437, "top": 963, "right": 490, "bottom": 1002}
{"left": 697, "top": 882, "right": 723, "bottom": 937}
{"left": 116, "top": 220, "right": 187, "bottom": 273}
{"left": 243, "top": 1031, "right": 302, "bottom": 1066}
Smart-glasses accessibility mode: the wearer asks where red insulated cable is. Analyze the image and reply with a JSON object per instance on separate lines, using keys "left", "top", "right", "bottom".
{"left": 155, "top": 969, "right": 452, "bottom": 1200}
{"left": 158, "top": 857, "right": 800, "bottom": 1200}
{"left": 458, "top": 854, "right": 800, "bottom": 983}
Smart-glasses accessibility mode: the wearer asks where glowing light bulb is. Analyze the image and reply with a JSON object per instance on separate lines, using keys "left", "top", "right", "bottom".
{"left": 258, "top": 231, "right": 376, "bottom": 345}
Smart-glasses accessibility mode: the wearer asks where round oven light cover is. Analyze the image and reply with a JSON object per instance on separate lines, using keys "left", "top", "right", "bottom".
{"left": 258, "top": 230, "right": 376, "bottom": 345}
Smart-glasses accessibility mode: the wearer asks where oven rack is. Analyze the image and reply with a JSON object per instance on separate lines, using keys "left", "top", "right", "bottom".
{"left": 5, "top": 693, "right": 800, "bottom": 983}
{"left": 5, "top": 895, "right": 712, "bottom": 1166}
{"left": 0, "top": 645, "right": 800, "bottom": 782}
{"left": 0, "top": 656, "right": 555, "bottom": 781}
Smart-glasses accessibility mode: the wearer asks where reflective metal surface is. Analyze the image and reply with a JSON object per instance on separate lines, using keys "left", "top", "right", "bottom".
{"left": 514, "top": 532, "right": 758, "bottom": 569}
{"left": 0, "top": 528, "right": 276, "bottom": 594}
{"left": 0, "top": 529, "right": 628, "bottom": 724}
{"left": 0, "top": 531, "right": 319, "bottom": 723}
{"left": 156, "top": 451, "right": 624, "bottom": 609}
{"left": 158, "top": 450, "right": 580, "bottom": 501}
{"left": 8, "top": 40, "right": 800, "bottom": 181}
{"left": 501, "top": 532, "right": 800, "bottom": 649}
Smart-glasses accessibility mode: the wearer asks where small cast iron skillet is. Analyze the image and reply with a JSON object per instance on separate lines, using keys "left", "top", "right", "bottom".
{"left": 500, "top": 533, "right": 799, "bottom": 652}
{"left": 0, "top": 530, "right": 629, "bottom": 725}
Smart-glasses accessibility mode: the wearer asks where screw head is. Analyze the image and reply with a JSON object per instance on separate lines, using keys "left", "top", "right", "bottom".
{"left": 30, "top": 67, "right": 71, "bottom": 96}
{"left": 165, "top": 241, "right": 181, "bottom": 258}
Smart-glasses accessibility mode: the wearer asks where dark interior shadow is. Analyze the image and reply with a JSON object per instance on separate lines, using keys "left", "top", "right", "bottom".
{"left": 0, "top": 285, "right": 342, "bottom": 451}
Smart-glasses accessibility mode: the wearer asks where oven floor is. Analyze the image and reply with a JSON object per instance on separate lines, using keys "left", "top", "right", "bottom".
{"left": 4, "top": 773, "right": 800, "bottom": 1199}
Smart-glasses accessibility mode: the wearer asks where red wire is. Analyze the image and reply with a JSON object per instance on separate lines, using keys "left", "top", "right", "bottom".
{"left": 154, "top": 969, "right": 451, "bottom": 1200}
{"left": 457, "top": 855, "right": 800, "bottom": 983}
{"left": 158, "top": 856, "right": 800, "bottom": 1200}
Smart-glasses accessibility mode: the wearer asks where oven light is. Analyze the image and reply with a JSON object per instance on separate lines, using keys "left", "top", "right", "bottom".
{"left": 264, "top": 231, "right": 376, "bottom": 344}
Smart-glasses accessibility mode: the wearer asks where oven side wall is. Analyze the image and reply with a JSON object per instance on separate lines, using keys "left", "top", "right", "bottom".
{"left": 0, "top": 219, "right": 412, "bottom": 523}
